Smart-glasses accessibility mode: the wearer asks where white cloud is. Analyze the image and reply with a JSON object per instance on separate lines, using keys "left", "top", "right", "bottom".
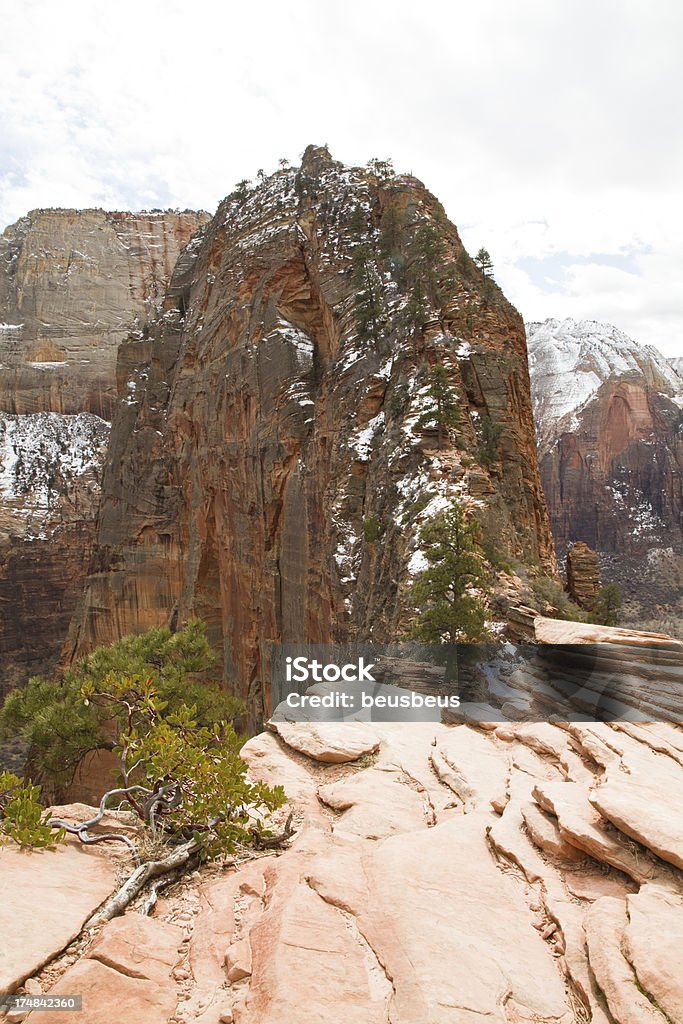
{"left": 1, "top": 0, "right": 681, "bottom": 355}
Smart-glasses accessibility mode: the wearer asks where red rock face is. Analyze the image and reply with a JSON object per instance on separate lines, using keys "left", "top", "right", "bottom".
{"left": 528, "top": 318, "right": 683, "bottom": 631}
{"left": 0, "top": 208, "right": 209, "bottom": 419}
{"left": 539, "top": 379, "right": 683, "bottom": 557}
{"left": 68, "top": 147, "right": 555, "bottom": 722}
{"left": 0, "top": 209, "right": 209, "bottom": 691}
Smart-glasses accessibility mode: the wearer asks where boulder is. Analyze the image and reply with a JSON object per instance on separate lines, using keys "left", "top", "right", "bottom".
{"left": 267, "top": 721, "right": 380, "bottom": 764}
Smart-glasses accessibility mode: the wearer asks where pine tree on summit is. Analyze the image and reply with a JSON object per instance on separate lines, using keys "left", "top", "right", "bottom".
{"left": 474, "top": 247, "right": 494, "bottom": 278}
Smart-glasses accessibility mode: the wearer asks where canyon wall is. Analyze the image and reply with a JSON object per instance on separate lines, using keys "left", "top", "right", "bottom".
{"left": 0, "top": 208, "right": 208, "bottom": 691}
{"left": 68, "top": 146, "right": 555, "bottom": 721}
{"left": 528, "top": 318, "right": 683, "bottom": 632}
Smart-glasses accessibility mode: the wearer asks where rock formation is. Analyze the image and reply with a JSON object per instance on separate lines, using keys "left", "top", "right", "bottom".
{"left": 528, "top": 318, "right": 683, "bottom": 633}
{"left": 5, "top": 699, "right": 683, "bottom": 1022}
{"left": 668, "top": 356, "right": 683, "bottom": 378}
{"left": 0, "top": 209, "right": 208, "bottom": 692}
{"left": 67, "top": 146, "right": 555, "bottom": 721}
{"left": 0, "top": 208, "right": 208, "bottom": 419}
{"left": 566, "top": 541, "right": 600, "bottom": 610}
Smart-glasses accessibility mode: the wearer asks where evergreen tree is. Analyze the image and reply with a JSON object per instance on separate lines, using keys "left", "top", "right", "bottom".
{"left": 367, "top": 157, "right": 395, "bottom": 182}
{"left": 349, "top": 204, "right": 367, "bottom": 237}
{"left": 477, "top": 415, "right": 504, "bottom": 466}
{"left": 379, "top": 202, "right": 403, "bottom": 261}
{"left": 412, "top": 224, "right": 442, "bottom": 302}
{"left": 352, "top": 244, "right": 385, "bottom": 343}
{"left": 474, "top": 247, "right": 494, "bottom": 278}
{"left": 408, "top": 505, "right": 490, "bottom": 644}
{"left": 413, "top": 364, "right": 462, "bottom": 447}
{"left": 404, "top": 278, "right": 429, "bottom": 339}
{"left": 0, "top": 620, "right": 240, "bottom": 782}
{"left": 594, "top": 584, "right": 622, "bottom": 627}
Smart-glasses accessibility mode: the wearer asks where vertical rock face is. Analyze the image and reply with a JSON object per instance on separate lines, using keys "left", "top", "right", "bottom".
{"left": 565, "top": 541, "right": 600, "bottom": 611}
{"left": 528, "top": 318, "right": 683, "bottom": 631}
{"left": 0, "top": 209, "right": 208, "bottom": 693}
{"left": 69, "top": 147, "right": 554, "bottom": 720}
{"left": 0, "top": 208, "right": 209, "bottom": 418}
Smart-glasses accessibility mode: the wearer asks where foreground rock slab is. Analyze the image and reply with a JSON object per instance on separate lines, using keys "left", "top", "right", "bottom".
{"left": 0, "top": 843, "right": 116, "bottom": 993}
{"left": 6, "top": 714, "right": 683, "bottom": 1022}
{"left": 25, "top": 915, "right": 182, "bottom": 1024}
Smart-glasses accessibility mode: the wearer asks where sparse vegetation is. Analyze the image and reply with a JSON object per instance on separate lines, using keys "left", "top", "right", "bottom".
{"left": 0, "top": 620, "right": 240, "bottom": 783}
{"left": 480, "top": 533, "right": 514, "bottom": 575}
{"left": 593, "top": 583, "right": 622, "bottom": 627}
{"left": 408, "top": 504, "right": 490, "bottom": 643}
{"left": 527, "top": 575, "right": 588, "bottom": 622}
{"left": 413, "top": 364, "right": 462, "bottom": 447}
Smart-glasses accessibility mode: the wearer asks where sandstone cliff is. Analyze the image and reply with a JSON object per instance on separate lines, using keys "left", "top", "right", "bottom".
{"left": 528, "top": 318, "right": 683, "bottom": 633}
{"left": 0, "top": 209, "right": 209, "bottom": 692}
{"left": 0, "top": 208, "right": 208, "bottom": 418}
{"left": 6, "top": 707, "right": 683, "bottom": 1023}
{"left": 68, "top": 146, "right": 555, "bottom": 721}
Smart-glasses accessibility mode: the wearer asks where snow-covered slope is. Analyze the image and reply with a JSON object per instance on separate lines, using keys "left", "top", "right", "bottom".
{"left": 527, "top": 318, "right": 683, "bottom": 447}
{"left": 0, "top": 412, "right": 109, "bottom": 539}
{"left": 669, "top": 356, "right": 683, "bottom": 379}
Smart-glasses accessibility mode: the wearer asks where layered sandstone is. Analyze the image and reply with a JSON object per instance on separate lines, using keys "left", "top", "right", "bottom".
{"left": 7, "top": 707, "right": 683, "bottom": 1023}
{"left": 0, "top": 208, "right": 208, "bottom": 692}
{"left": 566, "top": 541, "right": 600, "bottom": 611}
{"left": 0, "top": 208, "right": 208, "bottom": 419}
{"left": 528, "top": 318, "right": 683, "bottom": 632}
{"left": 68, "top": 146, "right": 555, "bottom": 720}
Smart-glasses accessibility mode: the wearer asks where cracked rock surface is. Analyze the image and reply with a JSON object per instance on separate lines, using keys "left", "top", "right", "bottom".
{"left": 6, "top": 717, "right": 683, "bottom": 1023}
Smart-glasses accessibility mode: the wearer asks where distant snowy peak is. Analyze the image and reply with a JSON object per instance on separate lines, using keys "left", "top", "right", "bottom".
{"left": 669, "top": 356, "right": 683, "bottom": 379}
{"left": 526, "top": 318, "right": 683, "bottom": 442}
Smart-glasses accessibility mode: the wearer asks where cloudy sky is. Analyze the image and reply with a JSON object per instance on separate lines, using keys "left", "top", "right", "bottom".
{"left": 2, "top": 0, "right": 681, "bottom": 355}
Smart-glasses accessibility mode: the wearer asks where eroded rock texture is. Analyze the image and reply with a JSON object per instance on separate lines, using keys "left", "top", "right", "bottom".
{"left": 68, "top": 147, "right": 554, "bottom": 719}
{"left": 0, "top": 208, "right": 208, "bottom": 691}
{"left": 11, "top": 713, "right": 683, "bottom": 1023}
{"left": 0, "top": 208, "right": 208, "bottom": 418}
{"left": 528, "top": 318, "right": 683, "bottom": 633}
{"left": 566, "top": 541, "right": 601, "bottom": 611}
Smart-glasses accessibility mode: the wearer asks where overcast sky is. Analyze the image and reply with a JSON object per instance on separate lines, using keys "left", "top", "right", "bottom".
{"left": 2, "top": 0, "right": 681, "bottom": 356}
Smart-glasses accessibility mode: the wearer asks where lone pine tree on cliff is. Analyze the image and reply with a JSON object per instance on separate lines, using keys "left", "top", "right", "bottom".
{"left": 408, "top": 504, "right": 490, "bottom": 645}
{"left": 474, "top": 247, "right": 494, "bottom": 278}
{"left": 413, "top": 364, "right": 462, "bottom": 447}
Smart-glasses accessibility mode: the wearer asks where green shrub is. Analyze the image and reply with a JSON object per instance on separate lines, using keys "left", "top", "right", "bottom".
{"left": 0, "top": 772, "right": 66, "bottom": 849}
{"left": 94, "top": 679, "right": 285, "bottom": 859}
{"left": 528, "top": 576, "right": 588, "bottom": 622}
{"left": 363, "top": 515, "right": 383, "bottom": 543}
{"left": 0, "top": 620, "right": 242, "bottom": 783}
